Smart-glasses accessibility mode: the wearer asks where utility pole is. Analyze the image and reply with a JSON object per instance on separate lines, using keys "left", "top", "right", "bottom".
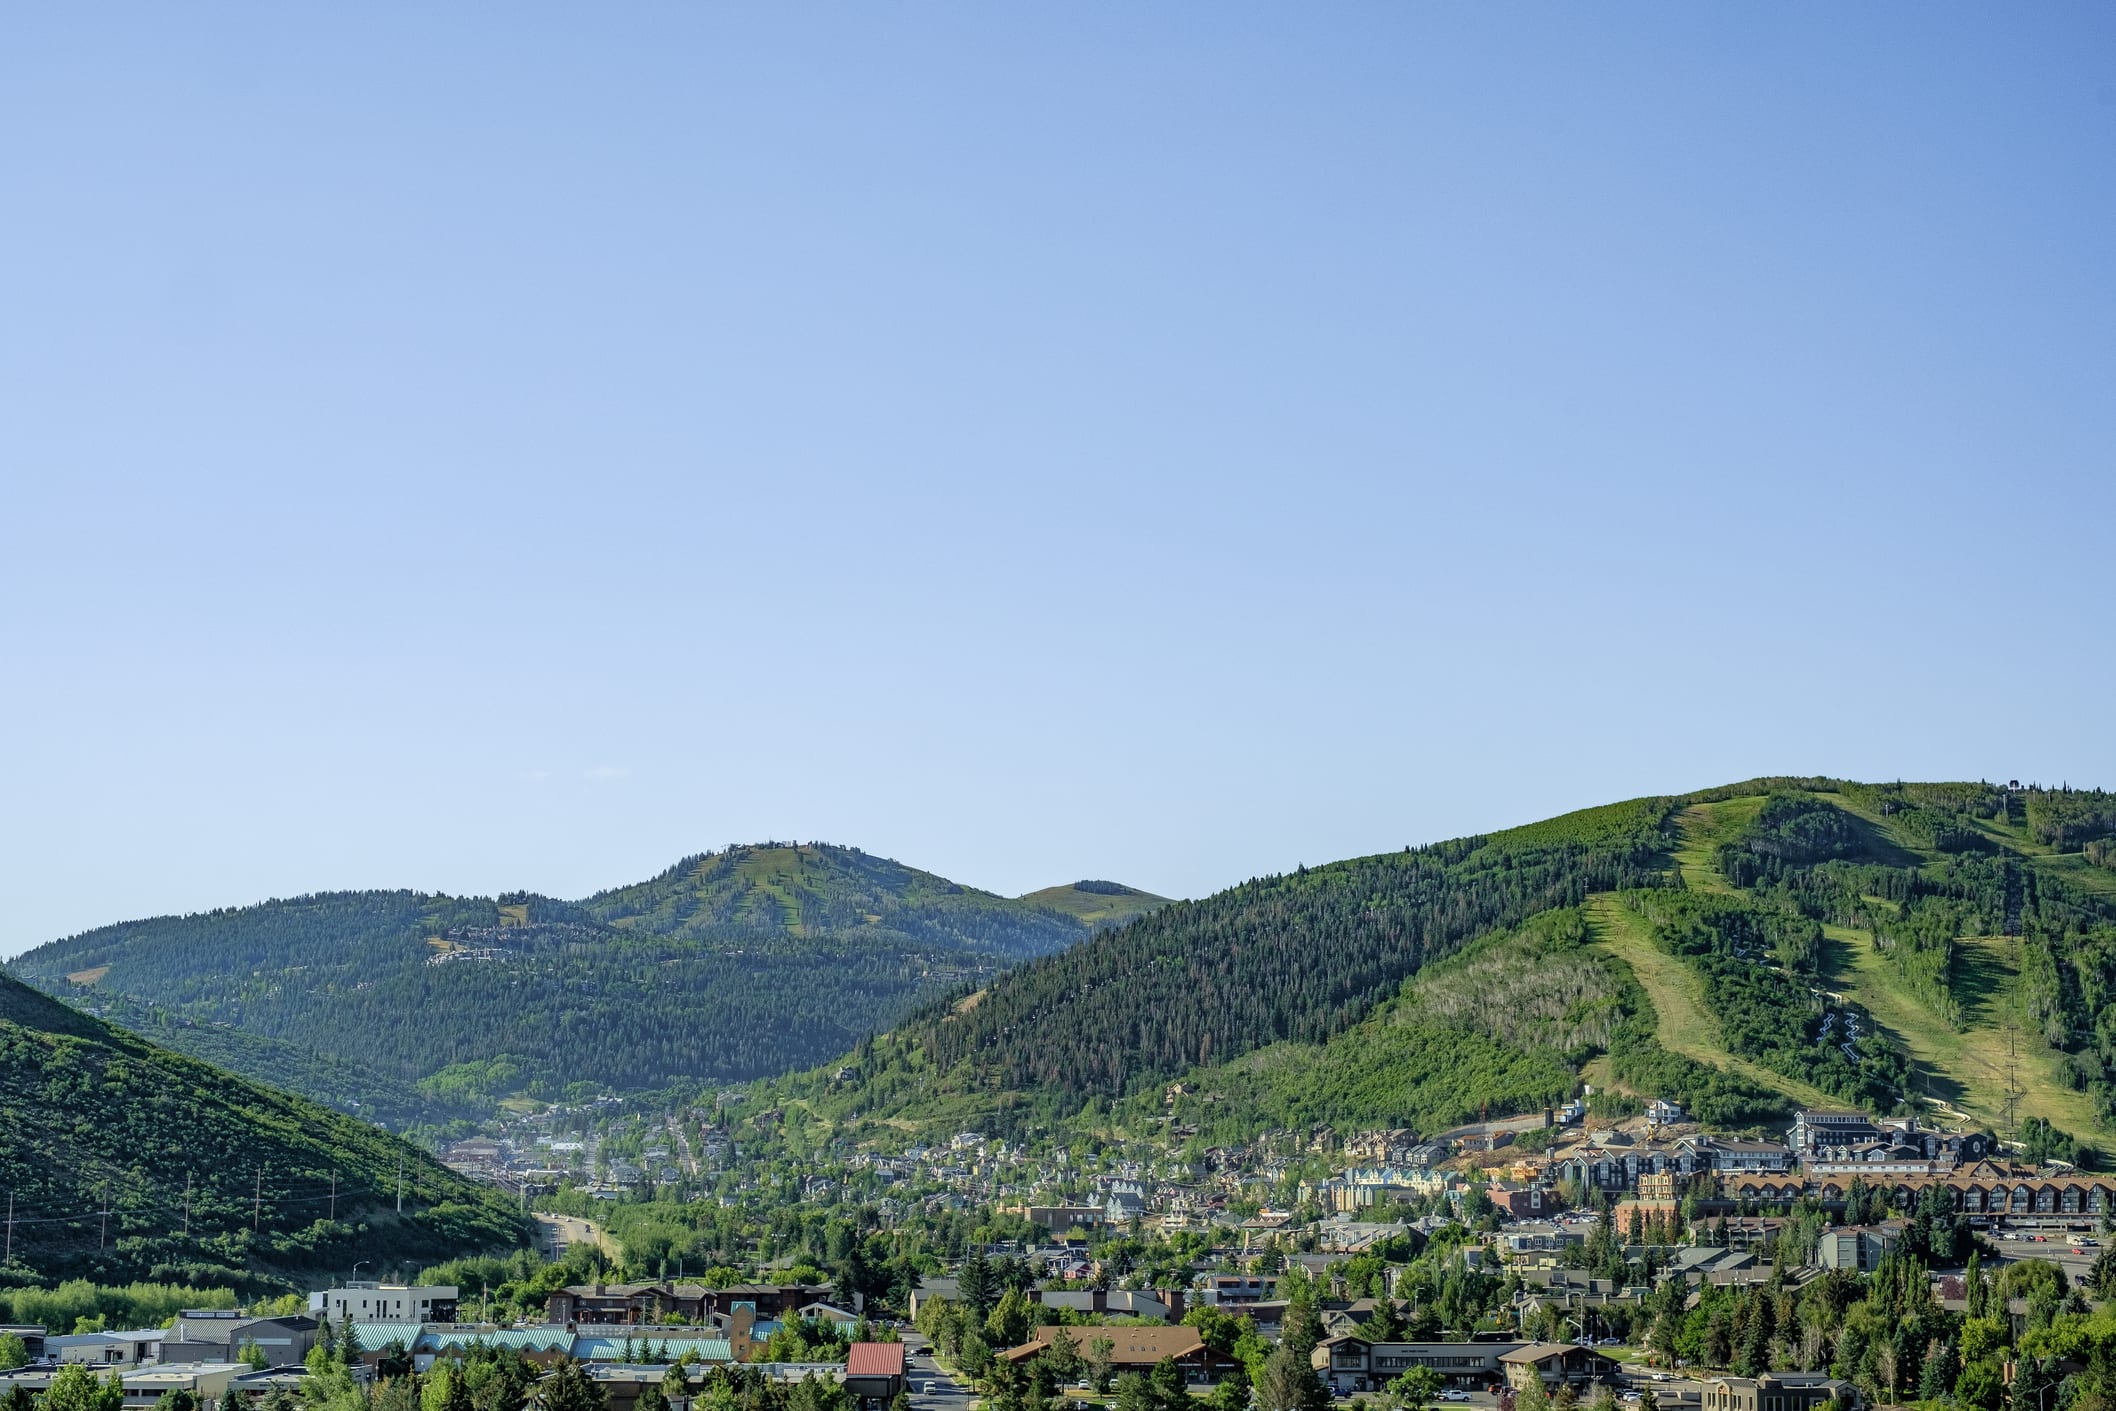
{"left": 182, "top": 1173, "right": 192, "bottom": 1238}
{"left": 396, "top": 1157, "right": 404, "bottom": 1215}
{"left": 4, "top": 1191, "right": 12, "bottom": 1266}
{"left": 100, "top": 1181, "right": 111, "bottom": 1251}
{"left": 2002, "top": 935, "right": 2027, "bottom": 1141}
{"left": 253, "top": 1168, "right": 263, "bottom": 1232}
{"left": 329, "top": 1172, "right": 337, "bottom": 1222}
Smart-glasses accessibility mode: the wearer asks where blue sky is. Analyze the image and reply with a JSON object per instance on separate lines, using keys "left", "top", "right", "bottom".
{"left": 4, "top": 7, "right": 2113, "bottom": 955}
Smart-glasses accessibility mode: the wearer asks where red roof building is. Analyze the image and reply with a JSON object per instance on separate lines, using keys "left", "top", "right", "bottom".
{"left": 844, "top": 1343, "right": 907, "bottom": 1405}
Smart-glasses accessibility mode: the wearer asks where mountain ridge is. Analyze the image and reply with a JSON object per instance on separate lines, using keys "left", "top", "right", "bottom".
{"left": 749, "top": 779, "right": 2116, "bottom": 1166}
{"left": 7, "top": 842, "right": 1172, "bottom": 1115}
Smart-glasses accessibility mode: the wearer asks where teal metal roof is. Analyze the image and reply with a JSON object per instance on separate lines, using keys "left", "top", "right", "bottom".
{"left": 571, "top": 1336, "right": 732, "bottom": 1364}
{"left": 352, "top": 1323, "right": 425, "bottom": 1352}
{"left": 417, "top": 1329, "right": 575, "bottom": 1355}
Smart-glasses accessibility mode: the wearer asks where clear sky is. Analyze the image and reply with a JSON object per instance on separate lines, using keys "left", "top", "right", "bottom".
{"left": 4, "top": 7, "right": 2113, "bottom": 956}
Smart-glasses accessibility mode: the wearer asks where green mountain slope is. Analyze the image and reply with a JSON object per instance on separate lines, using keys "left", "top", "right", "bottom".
{"left": 62, "top": 990, "right": 477, "bottom": 1130}
{"left": 7, "top": 844, "right": 1149, "bottom": 1107}
{"left": 1014, "top": 880, "right": 1171, "bottom": 927}
{"left": 761, "top": 780, "right": 2116, "bottom": 1161}
{"left": 0, "top": 971, "right": 529, "bottom": 1284}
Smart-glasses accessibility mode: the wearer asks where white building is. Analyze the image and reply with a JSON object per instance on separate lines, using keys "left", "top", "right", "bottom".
{"left": 307, "top": 1282, "right": 458, "bottom": 1323}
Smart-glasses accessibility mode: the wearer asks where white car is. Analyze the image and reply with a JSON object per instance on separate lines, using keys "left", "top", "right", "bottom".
{"left": 1440, "top": 1392, "right": 1471, "bottom": 1402}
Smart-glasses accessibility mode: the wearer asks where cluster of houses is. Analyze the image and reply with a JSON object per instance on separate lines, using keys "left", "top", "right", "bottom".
{"left": 0, "top": 1282, "right": 909, "bottom": 1411}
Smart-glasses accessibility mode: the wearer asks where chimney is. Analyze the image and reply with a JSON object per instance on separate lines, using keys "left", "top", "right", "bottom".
{"left": 1091, "top": 1288, "right": 1106, "bottom": 1316}
{"left": 1165, "top": 1288, "right": 1186, "bottom": 1321}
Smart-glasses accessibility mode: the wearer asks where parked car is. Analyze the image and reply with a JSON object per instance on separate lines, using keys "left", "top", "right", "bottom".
{"left": 1440, "top": 1392, "right": 1471, "bottom": 1402}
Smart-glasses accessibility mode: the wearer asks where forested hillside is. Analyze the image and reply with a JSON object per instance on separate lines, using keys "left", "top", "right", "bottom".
{"left": 62, "top": 991, "right": 477, "bottom": 1130}
{"left": 0, "top": 972, "right": 528, "bottom": 1284}
{"left": 900, "top": 796, "right": 1680, "bottom": 1097}
{"left": 9, "top": 844, "right": 1152, "bottom": 1108}
{"left": 762, "top": 779, "right": 2116, "bottom": 1158}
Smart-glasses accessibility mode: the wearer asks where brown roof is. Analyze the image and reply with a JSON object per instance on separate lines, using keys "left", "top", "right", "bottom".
{"left": 846, "top": 1344, "right": 906, "bottom": 1377}
{"left": 1499, "top": 1343, "right": 1588, "bottom": 1364}
{"left": 1001, "top": 1327, "right": 1207, "bottom": 1365}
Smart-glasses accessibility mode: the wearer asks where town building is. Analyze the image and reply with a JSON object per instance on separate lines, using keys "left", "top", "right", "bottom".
{"left": 1038, "top": 1289, "right": 1185, "bottom": 1321}
{"left": 309, "top": 1284, "right": 458, "bottom": 1325}
{"left": 1792, "top": 1111, "right": 1885, "bottom": 1154}
{"left": 543, "top": 1282, "right": 830, "bottom": 1327}
{"left": 1497, "top": 1344, "right": 1622, "bottom": 1392}
{"left": 1311, "top": 1337, "right": 1527, "bottom": 1395}
{"left": 163, "top": 1312, "right": 322, "bottom": 1366}
{"left": 843, "top": 1343, "right": 906, "bottom": 1407}
{"left": 1700, "top": 1372, "right": 1859, "bottom": 1411}
{"left": 49, "top": 1331, "right": 164, "bottom": 1367}
{"left": 0, "top": 1362, "right": 248, "bottom": 1411}
{"left": 998, "top": 1327, "right": 1240, "bottom": 1383}
{"left": 1816, "top": 1223, "right": 1906, "bottom": 1273}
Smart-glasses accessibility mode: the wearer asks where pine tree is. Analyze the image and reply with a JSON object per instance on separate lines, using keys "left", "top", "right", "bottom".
{"left": 958, "top": 1252, "right": 995, "bottom": 1320}
{"left": 1087, "top": 1338, "right": 1116, "bottom": 1394}
{"left": 539, "top": 1363, "right": 607, "bottom": 1411}
{"left": 1043, "top": 1328, "right": 1082, "bottom": 1386}
{"left": 1255, "top": 1344, "right": 1325, "bottom": 1411}
{"left": 1150, "top": 1357, "right": 1192, "bottom": 1411}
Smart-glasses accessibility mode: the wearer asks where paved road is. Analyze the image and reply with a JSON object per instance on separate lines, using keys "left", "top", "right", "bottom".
{"left": 1989, "top": 1233, "right": 2102, "bottom": 1283}
{"left": 535, "top": 1213, "right": 616, "bottom": 1262}
{"left": 902, "top": 1335, "right": 975, "bottom": 1411}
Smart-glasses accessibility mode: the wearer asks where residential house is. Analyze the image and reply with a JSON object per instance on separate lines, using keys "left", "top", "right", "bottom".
{"left": 1038, "top": 1289, "right": 1184, "bottom": 1322}
{"left": 907, "top": 1279, "right": 959, "bottom": 1320}
{"left": 1490, "top": 1182, "right": 1550, "bottom": 1219}
{"left": 1001, "top": 1206, "right": 1105, "bottom": 1237}
{"left": 1195, "top": 1275, "right": 1273, "bottom": 1307}
{"left": 1499, "top": 1224, "right": 1584, "bottom": 1257}
{"left": 1817, "top": 1223, "right": 1906, "bottom": 1273}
